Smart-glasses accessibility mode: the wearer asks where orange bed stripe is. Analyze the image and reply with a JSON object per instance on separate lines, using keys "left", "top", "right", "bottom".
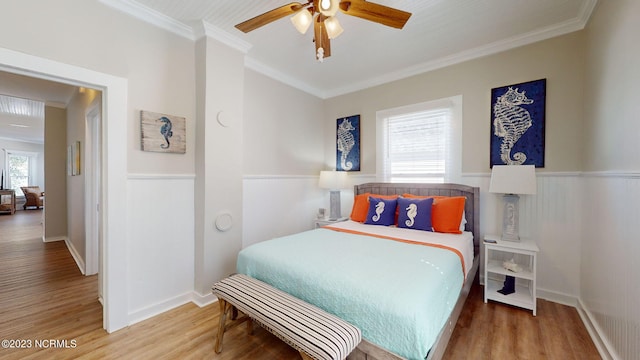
{"left": 324, "top": 226, "right": 466, "bottom": 277}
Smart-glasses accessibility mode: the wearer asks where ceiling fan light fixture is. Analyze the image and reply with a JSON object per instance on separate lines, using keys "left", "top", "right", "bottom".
{"left": 319, "top": 0, "right": 339, "bottom": 17}
{"left": 324, "top": 16, "right": 343, "bottom": 39}
{"left": 291, "top": 9, "right": 313, "bottom": 34}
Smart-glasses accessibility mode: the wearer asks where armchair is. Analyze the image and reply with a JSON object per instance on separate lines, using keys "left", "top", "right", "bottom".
{"left": 21, "top": 186, "right": 44, "bottom": 210}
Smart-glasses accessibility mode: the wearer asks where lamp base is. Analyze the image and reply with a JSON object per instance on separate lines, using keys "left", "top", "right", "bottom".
{"left": 501, "top": 194, "right": 521, "bottom": 242}
{"left": 329, "top": 190, "right": 341, "bottom": 221}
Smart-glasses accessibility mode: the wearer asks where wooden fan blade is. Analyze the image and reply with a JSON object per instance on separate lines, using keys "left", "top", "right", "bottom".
{"left": 339, "top": 0, "right": 411, "bottom": 29}
{"left": 235, "top": 2, "right": 306, "bottom": 33}
{"left": 314, "top": 15, "right": 331, "bottom": 59}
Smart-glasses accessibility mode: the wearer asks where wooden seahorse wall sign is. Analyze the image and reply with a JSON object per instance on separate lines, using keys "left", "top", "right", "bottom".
{"left": 336, "top": 114, "right": 361, "bottom": 171}
{"left": 490, "top": 79, "right": 546, "bottom": 168}
{"left": 140, "top": 110, "right": 186, "bottom": 154}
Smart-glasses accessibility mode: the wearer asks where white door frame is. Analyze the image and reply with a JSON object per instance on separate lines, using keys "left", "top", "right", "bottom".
{"left": 85, "top": 103, "right": 101, "bottom": 277}
{"left": 0, "top": 47, "right": 130, "bottom": 332}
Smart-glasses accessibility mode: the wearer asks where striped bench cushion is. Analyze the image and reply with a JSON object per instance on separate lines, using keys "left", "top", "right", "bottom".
{"left": 212, "top": 274, "right": 361, "bottom": 360}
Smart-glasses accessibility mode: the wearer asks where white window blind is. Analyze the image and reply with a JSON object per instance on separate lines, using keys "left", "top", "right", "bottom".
{"left": 377, "top": 96, "right": 462, "bottom": 183}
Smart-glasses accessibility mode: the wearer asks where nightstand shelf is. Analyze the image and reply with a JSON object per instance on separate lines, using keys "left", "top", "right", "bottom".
{"left": 484, "top": 234, "right": 538, "bottom": 316}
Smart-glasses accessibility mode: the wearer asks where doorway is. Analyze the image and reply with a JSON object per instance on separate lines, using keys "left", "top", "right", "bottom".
{"left": 0, "top": 47, "right": 129, "bottom": 332}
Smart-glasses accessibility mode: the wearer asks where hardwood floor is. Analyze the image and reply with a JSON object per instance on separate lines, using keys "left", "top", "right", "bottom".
{"left": 0, "top": 211, "right": 600, "bottom": 359}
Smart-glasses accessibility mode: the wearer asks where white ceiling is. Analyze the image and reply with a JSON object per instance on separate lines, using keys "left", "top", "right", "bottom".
{"left": 0, "top": 71, "right": 77, "bottom": 144}
{"left": 102, "top": 0, "right": 597, "bottom": 98}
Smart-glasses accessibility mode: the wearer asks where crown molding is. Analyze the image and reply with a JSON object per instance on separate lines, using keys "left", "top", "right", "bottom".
{"left": 323, "top": 0, "right": 598, "bottom": 99}
{"left": 196, "top": 21, "right": 252, "bottom": 54}
{"left": 99, "top": 0, "right": 195, "bottom": 40}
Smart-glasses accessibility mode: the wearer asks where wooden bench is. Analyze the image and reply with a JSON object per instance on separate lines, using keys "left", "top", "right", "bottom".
{"left": 212, "top": 274, "right": 362, "bottom": 360}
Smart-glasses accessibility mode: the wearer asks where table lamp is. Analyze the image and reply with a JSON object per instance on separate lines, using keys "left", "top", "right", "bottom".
{"left": 489, "top": 165, "right": 537, "bottom": 242}
{"left": 319, "top": 170, "right": 348, "bottom": 220}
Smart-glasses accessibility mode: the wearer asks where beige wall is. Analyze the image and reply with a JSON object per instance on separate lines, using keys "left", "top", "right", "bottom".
{"left": 243, "top": 69, "right": 326, "bottom": 175}
{"left": 583, "top": 0, "right": 640, "bottom": 172}
{"left": 324, "top": 32, "right": 586, "bottom": 174}
{"left": 44, "top": 106, "right": 67, "bottom": 240}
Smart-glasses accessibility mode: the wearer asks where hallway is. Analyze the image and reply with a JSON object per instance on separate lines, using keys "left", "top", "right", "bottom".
{"left": 0, "top": 210, "right": 101, "bottom": 358}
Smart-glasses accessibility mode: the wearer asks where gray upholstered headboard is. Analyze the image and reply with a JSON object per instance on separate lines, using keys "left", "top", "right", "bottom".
{"left": 353, "top": 182, "right": 480, "bottom": 255}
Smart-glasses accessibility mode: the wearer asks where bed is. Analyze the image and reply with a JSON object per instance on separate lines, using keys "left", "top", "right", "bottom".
{"left": 236, "top": 183, "right": 480, "bottom": 360}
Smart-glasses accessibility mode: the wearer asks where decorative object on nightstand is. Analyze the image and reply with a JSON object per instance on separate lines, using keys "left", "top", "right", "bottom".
{"left": 484, "top": 234, "right": 539, "bottom": 315}
{"left": 318, "top": 170, "right": 349, "bottom": 221}
{"left": 489, "top": 165, "right": 536, "bottom": 242}
{"left": 315, "top": 217, "right": 348, "bottom": 229}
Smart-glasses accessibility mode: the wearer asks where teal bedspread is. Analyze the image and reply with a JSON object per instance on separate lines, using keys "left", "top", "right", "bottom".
{"left": 236, "top": 227, "right": 465, "bottom": 360}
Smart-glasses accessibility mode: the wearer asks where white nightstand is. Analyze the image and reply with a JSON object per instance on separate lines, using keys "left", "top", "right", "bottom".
{"left": 315, "top": 217, "right": 348, "bottom": 228}
{"left": 483, "top": 234, "right": 539, "bottom": 315}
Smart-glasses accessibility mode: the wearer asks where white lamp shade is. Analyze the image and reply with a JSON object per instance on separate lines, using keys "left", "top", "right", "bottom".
{"left": 489, "top": 165, "right": 537, "bottom": 195}
{"left": 319, "top": 170, "right": 349, "bottom": 190}
{"left": 324, "top": 16, "right": 343, "bottom": 39}
{"left": 291, "top": 9, "right": 312, "bottom": 34}
{"left": 319, "top": 0, "right": 339, "bottom": 17}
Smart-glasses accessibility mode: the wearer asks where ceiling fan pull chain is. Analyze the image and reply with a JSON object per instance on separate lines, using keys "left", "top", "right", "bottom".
{"left": 317, "top": 47, "right": 325, "bottom": 62}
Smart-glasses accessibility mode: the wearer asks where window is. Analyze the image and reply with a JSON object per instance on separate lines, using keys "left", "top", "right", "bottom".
{"left": 4, "top": 151, "right": 38, "bottom": 193}
{"left": 377, "top": 96, "right": 462, "bottom": 183}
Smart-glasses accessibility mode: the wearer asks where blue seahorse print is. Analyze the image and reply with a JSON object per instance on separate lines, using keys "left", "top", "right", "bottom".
{"left": 158, "top": 116, "right": 173, "bottom": 149}
{"left": 493, "top": 87, "right": 534, "bottom": 165}
{"left": 337, "top": 118, "right": 355, "bottom": 170}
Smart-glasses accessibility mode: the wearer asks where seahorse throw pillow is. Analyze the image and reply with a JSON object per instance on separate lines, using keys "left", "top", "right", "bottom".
{"left": 397, "top": 197, "right": 434, "bottom": 231}
{"left": 364, "top": 197, "right": 398, "bottom": 226}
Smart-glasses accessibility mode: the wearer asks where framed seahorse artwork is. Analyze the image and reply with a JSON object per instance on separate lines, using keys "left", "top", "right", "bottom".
{"left": 336, "top": 115, "right": 360, "bottom": 171}
{"left": 140, "top": 110, "right": 186, "bottom": 154}
{"left": 490, "top": 78, "right": 546, "bottom": 168}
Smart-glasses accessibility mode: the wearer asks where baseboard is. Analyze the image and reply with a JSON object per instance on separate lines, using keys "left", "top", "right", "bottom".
{"left": 128, "top": 292, "right": 194, "bottom": 326}
{"left": 191, "top": 290, "right": 218, "bottom": 308}
{"left": 537, "top": 288, "right": 577, "bottom": 307}
{"left": 43, "top": 235, "right": 67, "bottom": 243}
{"left": 64, "top": 238, "right": 85, "bottom": 275}
{"left": 576, "top": 299, "right": 620, "bottom": 360}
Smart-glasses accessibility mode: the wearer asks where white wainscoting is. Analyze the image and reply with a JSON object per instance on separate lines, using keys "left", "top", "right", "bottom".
{"left": 243, "top": 175, "right": 325, "bottom": 248}
{"left": 580, "top": 173, "right": 640, "bottom": 360}
{"left": 126, "top": 174, "right": 195, "bottom": 325}
{"left": 242, "top": 174, "right": 378, "bottom": 249}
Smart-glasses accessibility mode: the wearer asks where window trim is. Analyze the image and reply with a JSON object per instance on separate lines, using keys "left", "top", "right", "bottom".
{"left": 376, "top": 95, "right": 462, "bottom": 183}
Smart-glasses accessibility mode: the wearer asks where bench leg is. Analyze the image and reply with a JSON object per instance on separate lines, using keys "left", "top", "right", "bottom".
{"left": 214, "top": 299, "right": 232, "bottom": 353}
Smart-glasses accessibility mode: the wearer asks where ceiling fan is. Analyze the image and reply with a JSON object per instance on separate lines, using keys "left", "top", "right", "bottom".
{"left": 235, "top": 0, "right": 411, "bottom": 62}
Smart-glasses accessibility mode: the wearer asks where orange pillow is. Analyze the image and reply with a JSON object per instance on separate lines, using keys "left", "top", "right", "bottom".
{"left": 431, "top": 196, "right": 466, "bottom": 234}
{"left": 350, "top": 193, "right": 371, "bottom": 222}
{"left": 402, "top": 194, "right": 446, "bottom": 201}
{"left": 350, "top": 193, "right": 399, "bottom": 222}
